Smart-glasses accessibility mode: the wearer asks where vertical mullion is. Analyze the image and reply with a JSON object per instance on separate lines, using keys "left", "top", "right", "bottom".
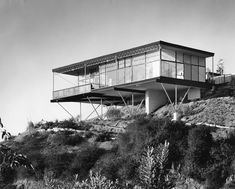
{"left": 159, "top": 44, "right": 162, "bottom": 76}
{"left": 144, "top": 52, "right": 147, "bottom": 79}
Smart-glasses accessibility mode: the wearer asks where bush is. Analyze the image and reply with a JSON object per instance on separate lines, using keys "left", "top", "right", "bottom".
{"left": 34, "top": 119, "right": 80, "bottom": 130}
{"left": 65, "top": 133, "right": 84, "bottom": 146}
{"left": 45, "top": 153, "right": 75, "bottom": 178}
{"left": 26, "top": 121, "right": 36, "bottom": 134}
{"left": 94, "top": 152, "right": 138, "bottom": 185}
{"left": 106, "top": 107, "right": 123, "bottom": 120}
{"left": 205, "top": 134, "right": 235, "bottom": 188}
{"left": 48, "top": 132, "right": 84, "bottom": 146}
{"left": 183, "top": 126, "right": 213, "bottom": 181}
{"left": 75, "top": 170, "right": 120, "bottom": 189}
{"left": 95, "top": 132, "right": 112, "bottom": 142}
{"left": 70, "top": 146, "right": 105, "bottom": 180}
{"left": 118, "top": 118, "right": 188, "bottom": 167}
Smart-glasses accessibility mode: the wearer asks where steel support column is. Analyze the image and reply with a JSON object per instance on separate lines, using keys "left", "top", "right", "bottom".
{"left": 160, "top": 83, "right": 175, "bottom": 111}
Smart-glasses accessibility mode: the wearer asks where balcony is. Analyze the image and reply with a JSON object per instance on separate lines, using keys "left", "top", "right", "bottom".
{"left": 53, "top": 84, "right": 93, "bottom": 99}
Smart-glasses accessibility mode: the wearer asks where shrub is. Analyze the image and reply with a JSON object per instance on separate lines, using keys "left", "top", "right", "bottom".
{"left": 48, "top": 132, "right": 84, "bottom": 146}
{"left": 26, "top": 121, "right": 36, "bottom": 134}
{"left": 138, "top": 141, "right": 177, "bottom": 189}
{"left": 45, "top": 153, "right": 75, "bottom": 178}
{"left": 75, "top": 170, "right": 120, "bottom": 189}
{"left": 183, "top": 125, "right": 213, "bottom": 181}
{"left": 106, "top": 107, "right": 123, "bottom": 120}
{"left": 205, "top": 135, "right": 235, "bottom": 188}
{"left": 70, "top": 146, "right": 105, "bottom": 180}
{"left": 95, "top": 132, "right": 112, "bottom": 142}
{"left": 98, "top": 153, "right": 139, "bottom": 184}
{"left": 65, "top": 133, "right": 84, "bottom": 146}
{"left": 57, "top": 119, "right": 79, "bottom": 130}
{"left": 118, "top": 118, "right": 188, "bottom": 167}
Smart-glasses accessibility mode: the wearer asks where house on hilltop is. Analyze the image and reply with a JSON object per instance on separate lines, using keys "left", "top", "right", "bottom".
{"left": 51, "top": 41, "right": 215, "bottom": 116}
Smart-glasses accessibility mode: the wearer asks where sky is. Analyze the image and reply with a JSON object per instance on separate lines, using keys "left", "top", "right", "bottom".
{"left": 0, "top": 0, "right": 235, "bottom": 134}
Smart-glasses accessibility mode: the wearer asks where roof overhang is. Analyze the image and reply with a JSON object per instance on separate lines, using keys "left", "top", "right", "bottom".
{"left": 52, "top": 40, "right": 214, "bottom": 75}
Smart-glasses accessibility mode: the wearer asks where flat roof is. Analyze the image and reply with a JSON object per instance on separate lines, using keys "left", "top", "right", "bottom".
{"left": 53, "top": 40, "right": 214, "bottom": 74}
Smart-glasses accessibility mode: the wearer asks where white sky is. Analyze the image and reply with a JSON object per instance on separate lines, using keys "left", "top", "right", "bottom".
{"left": 1, "top": 0, "right": 235, "bottom": 134}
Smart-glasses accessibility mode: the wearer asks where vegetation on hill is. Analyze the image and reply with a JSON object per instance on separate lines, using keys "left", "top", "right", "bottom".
{"left": 0, "top": 112, "right": 235, "bottom": 188}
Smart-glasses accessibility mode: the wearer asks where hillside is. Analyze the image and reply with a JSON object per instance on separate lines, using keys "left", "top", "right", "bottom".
{"left": 154, "top": 96, "right": 235, "bottom": 127}
{"left": 1, "top": 94, "right": 235, "bottom": 188}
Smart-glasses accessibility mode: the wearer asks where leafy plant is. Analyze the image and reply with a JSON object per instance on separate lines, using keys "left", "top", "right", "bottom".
{"left": 75, "top": 170, "right": 120, "bottom": 189}
{"left": 0, "top": 118, "right": 34, "bottom": 184}
{"left": 138, "top": 141, "right": 174, "bottom": 189}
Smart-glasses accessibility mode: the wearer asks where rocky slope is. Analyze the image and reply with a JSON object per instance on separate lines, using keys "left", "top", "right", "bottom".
{"left": 154, "top": 96, "right": 235, "bottom": 127}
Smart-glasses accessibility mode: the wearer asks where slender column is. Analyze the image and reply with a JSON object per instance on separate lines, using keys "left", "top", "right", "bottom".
{"left": 101, "top": 98, "right": 103, "bottom": 118}
{"left": 80, "top": 102, "right": 82, "bottom": 121}
{"left": 212, "top": 56, "right": 214, "bottom": 81}
{"left": 132, "top": 93, "right": 134, "bottom": 106}
{"left": 52, "top": 72, "right": 55, "bottom": 98}
{"left": 175, "top": 85, "right": 177, "bottom": 109}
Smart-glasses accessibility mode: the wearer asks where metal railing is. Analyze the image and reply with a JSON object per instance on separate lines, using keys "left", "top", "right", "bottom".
{"left": 213, "top": 74, "right": 232, "bottom": 85}
{"left": 53, "top": 84, "right": 92, "bottom": 99}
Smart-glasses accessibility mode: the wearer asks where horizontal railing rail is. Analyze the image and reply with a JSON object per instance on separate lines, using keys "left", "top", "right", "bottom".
{"left": 213, "top": 74, "right": 232, "bottom": 85}
{"left": 53, "top": 84, "right": 92, "bottom": 99}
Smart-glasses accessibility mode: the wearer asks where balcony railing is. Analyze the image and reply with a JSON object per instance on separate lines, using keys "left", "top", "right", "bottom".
{"left": 53, "top": 84, "right": 92, "bottom": 99}
{"left": 213, "top": 74, "right": 232, "bottom": 85}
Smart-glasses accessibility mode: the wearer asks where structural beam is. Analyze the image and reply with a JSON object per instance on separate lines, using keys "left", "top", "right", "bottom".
{"left": 87, "top": 97, "right": 102, "bottom": 120}
{"left": 179, "top": 87, "right": 191, "bottom": 106}
{"left": 114, "top": 87, "right": 145, "bottom": 94}
{"left": 160, "top": 83, "right": 175, "bottom": 111}
{"left": 85, "top": 104, "right": 101, "bottom": 120}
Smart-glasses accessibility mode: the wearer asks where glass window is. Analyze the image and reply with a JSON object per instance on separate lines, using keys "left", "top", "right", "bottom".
{"left": 177, "top": 63, "right": 184, "bottom": 79}
{"left": 125, "top": 67, "right": 132, "bottom": 83}
{"left": 146, "top": 51, "right": 159, "bottom": 63}
{"left": 184, "top": 54, "right": 191, "bottom": 64}
{"left": 199, "top": 66, "right": 206, "bottom": 82}
{"left": 132, "top": 54, "right": 145, "bottom": 66}
{"left": 78, "top": 80, "right": 85, "bottom": 86}
{"left": 106, "top": 70, "right": 117, "bottom": 86}
{"left": 125, "top": 58, "right": 131, "bottom": 67}
{"left": 192, "top": 65, "right": 199, "bottom": 81}
{"left": 106, "top": 61, "right": 117, "bottom": 72}
{"left": 78, "top": 75, "right": 85, "bottom": 81}
{"left": 118, "top": 59, "right": 125, "bottom": 69}
{"left": 85, "top": 78, "right": 90, "bottom": 84}
{"left": 87, "top": 66, "right": 99, "bottom": 75}
{"left": 153, "top": 60, "right": 160, "bottom": 77}
{"left": 133, "top": 64, "right": 145, "bottom": 81}
{"left": 99, "top": 64, "right": 106, "bottom": 73}
{"left": 100, "top": 73, "right": 106, "bottom": 86}
{"left": 162, "top": 49, "right": 175, "bottom": 61}
{"left": 93, "top": 75, "right": 99, "bottom": 85}
{"left": 176, "top": 52, "right": 183, "bottom": 62}
{"left": 146, "top": 63, "right": 153, "bottom": 79}
{"left": 192, "top": 56, "right": 198, "bottom": 65}
{"left": 161, "top": 61, "right": 176, "bottom": 78}
{"left": 184, "top": 64, "right": 191, "bottom": 80}
{"left": 117, "top": 69, "right": 125, "bottom": 84}
{"left": 199, "top": 57, "right": 205, "bottom": 67}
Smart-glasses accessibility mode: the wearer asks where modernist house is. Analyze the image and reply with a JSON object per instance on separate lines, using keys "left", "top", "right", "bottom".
{"left": 51, "top": 41, "right": 214, "bottom": 115}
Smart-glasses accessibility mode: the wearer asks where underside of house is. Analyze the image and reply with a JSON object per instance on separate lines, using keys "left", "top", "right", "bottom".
{"left": 51, "top": 41, "right": 214, "bottom": 114}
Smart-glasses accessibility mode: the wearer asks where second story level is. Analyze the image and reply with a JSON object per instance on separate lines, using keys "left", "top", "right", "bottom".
{"left": 52, "top": 41, "right": 214, "bottom": 100}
